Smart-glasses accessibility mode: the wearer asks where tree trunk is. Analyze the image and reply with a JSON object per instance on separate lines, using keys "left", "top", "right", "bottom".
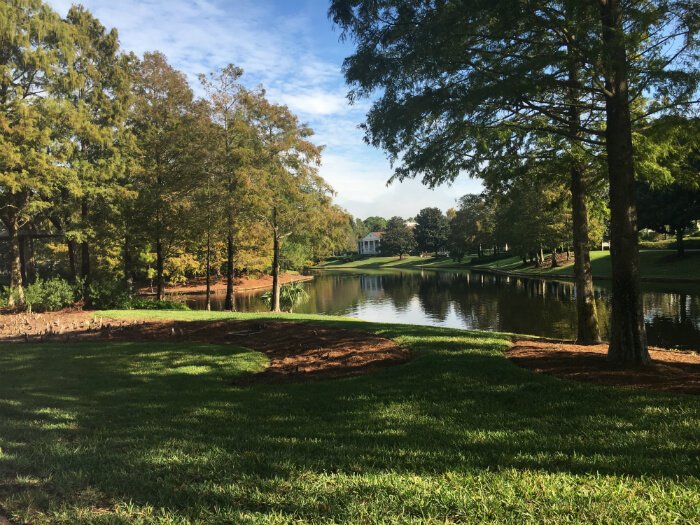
{"left": 27, "top": 235, "right": 36, "bottom": 284}
{"left": 570, "top": 164, "right": 602, "bottom": 344}
{"left": 271, "top": 232, "right": 281, "bottom": 312}
{"left": 156, "top": 237, "right": 164, "bottom": 301}
{"left": 551, "top": 248, "right": 558, "bottom": 268}
{"left": 224, "top": 228, "right": 234, "bottom": 311}
{"left": 6, "top": 220, "right": 25, "bottom": 307}
{"left": 599, "top": 0, "right": 649, "bottom": 364}
{"left": 676, "top": 228, "right": 685, "bottom": 257}
{"left": 124, "top": 236, "right": 133, "bottom": 291}
{"left": 68, "top": 240, "right": 78, "bottom": 282}
{"left": 564, "top": 6, "right": 601, "bottom": 345}
{"left": 80, "top": 199, "right": 90, "bottom": 283}
{"left": 205, "top": 228, "right": 212, "bottom": 311}
{"left": 18, "top": 235, "right": 27, "bottom": 286}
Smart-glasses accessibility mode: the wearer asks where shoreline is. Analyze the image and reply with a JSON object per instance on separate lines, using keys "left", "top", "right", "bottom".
{"left": 469, "top": 266, "right": 700, "bottom": 284}
{"left": 313, "top": 260, "right": 700, "bottom": 284}
{"left": 138, "top": 273, "right": 314, "bottom": 296}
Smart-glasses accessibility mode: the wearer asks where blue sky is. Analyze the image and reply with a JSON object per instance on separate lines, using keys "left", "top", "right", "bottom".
{"left": 48, "top": 0, "right": 481, "bottom": 219}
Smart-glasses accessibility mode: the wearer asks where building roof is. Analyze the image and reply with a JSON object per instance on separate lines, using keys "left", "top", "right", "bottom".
{"left": 359, "top": 231, "right": 384, "bottom": 241}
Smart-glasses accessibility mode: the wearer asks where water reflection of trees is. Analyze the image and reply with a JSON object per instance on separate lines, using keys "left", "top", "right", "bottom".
{"left": 380, "top": 272, "right": 416, "bottom": 311}
{"left": 189, "top": 270, "right": 700, "bottom": 348}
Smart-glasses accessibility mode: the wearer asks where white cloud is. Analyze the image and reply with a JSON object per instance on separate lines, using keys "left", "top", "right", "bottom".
{"left": 47, "top": 0, "right": 482, "bottom": 218}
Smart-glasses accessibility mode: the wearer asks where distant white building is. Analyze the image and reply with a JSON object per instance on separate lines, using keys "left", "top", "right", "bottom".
{"left": 358, "top": 232, "right": 383, "bottom": 255}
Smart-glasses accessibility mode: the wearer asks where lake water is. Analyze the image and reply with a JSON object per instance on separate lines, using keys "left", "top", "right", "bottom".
{"left": 184, "top": 269, "right": 700, "bottom": 349}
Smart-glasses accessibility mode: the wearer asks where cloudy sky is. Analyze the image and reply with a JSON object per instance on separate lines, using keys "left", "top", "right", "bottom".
{"left": 48, "top": 0, "right": 482, "bottom": 219}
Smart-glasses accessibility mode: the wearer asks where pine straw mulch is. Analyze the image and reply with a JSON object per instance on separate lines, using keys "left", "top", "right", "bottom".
{"left": 508, "top": 339, "right": 700, "bottom": 395}
{"left": 0, "top": 311, "right": 410, "bottom": 384}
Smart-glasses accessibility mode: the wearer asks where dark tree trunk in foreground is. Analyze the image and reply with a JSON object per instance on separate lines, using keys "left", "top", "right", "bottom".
{"left": 550, "top": 248, "right": 558, "bottom": 268}
{"left": 676, "top": 229, "right": 685, "bottom": 257}
{"left": 570, "top": 163, "right": 602, "bottom": 344}
{"left": 600, "top": 0, "right": 649, "bottom": 364}
{"left": 224, "top": 228, "right": 234, "bottom": 311}
{"left": 566, "top": 38, "right": 601, "bottom": 345}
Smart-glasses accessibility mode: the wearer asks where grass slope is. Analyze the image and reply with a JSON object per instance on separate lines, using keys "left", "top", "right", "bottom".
{"left": 315, "top": 255, "right": 472, "bottom": 270}
{"left": 473, "top": 250, "right": 700, "bottom": 281}
{"left": 0, "top": 311, "right": 698, "bottom": 524}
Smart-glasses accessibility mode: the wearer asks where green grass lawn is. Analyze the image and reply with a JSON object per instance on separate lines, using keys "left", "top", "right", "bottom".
{"left": 316, "top": 255, "right": 472, "bottom": 270}
{"left": 473, "top": 250, "right": 700, "bottom": 281}
{"left": 1, "top": 311, "right": 699, "bottom": 523}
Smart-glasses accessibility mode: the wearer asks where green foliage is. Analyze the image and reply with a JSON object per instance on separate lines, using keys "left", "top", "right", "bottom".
{"left": 23, "top": 278, "right": 75, "bottom": 312}
{"left": 261, "top": 281, "right": 310, "bottom": 312}
{"left": 380, "top": 217, "right": 417, "bottom": 258}
{"left": 86, "top": 279, "right": 132, "bottom": 310}
{"left": 414, "top": 207, "right": 449, "bottom": 255}
{"left": 127, "top": 298, "right": 190, "bottom": 310}
{"left": 448, "top": 194, "right": 496, "bottom": 261}
{"left": 363, "top": 216, "right": 388, "bottom": 233}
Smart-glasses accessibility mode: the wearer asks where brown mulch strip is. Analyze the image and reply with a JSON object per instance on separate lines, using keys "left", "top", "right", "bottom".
{"left": 137, "top": 273, "right": 313, "bottom": 295}
{"left": 508, "top": 339, "right": 700, "bottom": 395}
{"left": 0, "top": 312, "right": 410, "bottom": 384}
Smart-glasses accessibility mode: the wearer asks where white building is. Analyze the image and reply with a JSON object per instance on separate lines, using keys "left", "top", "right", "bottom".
{"left": 358, "top": 232, "right": 383, "bottom": 255}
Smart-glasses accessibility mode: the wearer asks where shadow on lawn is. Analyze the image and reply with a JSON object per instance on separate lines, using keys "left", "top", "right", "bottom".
{"left": 0, "top": 318, "right": 698, "bottom": 518}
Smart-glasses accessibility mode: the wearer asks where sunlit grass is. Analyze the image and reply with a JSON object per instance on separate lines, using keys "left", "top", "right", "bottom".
{"left": 473, "top": 249, "right": 700, "bottom": 281}
{"left": 0, "top": 312, "right": 698, "bottom": 524}
{"left": 315, "top": 255, "right": 472, "bottom": 269}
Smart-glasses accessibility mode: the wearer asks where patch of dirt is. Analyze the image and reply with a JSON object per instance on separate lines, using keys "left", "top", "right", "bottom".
{"left": 508, "top": 339, "right": 700, "bottom": 395}
{"left": 0, "top": 312, "right": 410, "bottom": 383}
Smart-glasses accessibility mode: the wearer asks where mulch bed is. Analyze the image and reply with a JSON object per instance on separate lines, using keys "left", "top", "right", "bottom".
{"left": 137, "top": 273, "right": 313, "bottom": 295}
{"left": 508, "top": 339, "right": 700, "bottom": 395}
{"left": 0, "top": 312, "right": 410, "bottom": 384}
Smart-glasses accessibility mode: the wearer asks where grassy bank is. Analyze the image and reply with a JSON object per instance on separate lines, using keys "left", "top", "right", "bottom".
{"left": 1, "top": 311, "right": 698, "bottom": 523}
{"left": 315, "top": 255, "right": 472, "bottom": 270}
{"left": 472, "top": 250, "right": 700, "bottom": 282}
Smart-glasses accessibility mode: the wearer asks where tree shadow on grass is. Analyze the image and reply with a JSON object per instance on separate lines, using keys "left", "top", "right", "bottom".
{"left": 0, "top": 319, "right": 698, "bottom": 522}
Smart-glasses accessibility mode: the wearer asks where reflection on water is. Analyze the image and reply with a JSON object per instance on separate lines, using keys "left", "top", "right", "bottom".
{"left": 185, "top": 269, "right": 700, "bottom": 349}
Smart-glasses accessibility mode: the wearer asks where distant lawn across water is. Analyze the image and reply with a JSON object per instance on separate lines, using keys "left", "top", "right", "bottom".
{"left": 471, "top": 250, "right": 700, "bottom": 282}
{"left": 315, "top": 255, "right": 472, "bottom": 270}
{"left": 315, "top": 250, "right": 700, "bottom": 282}
{"left": 0, "top": 310, "right": 698, "bottom": 524}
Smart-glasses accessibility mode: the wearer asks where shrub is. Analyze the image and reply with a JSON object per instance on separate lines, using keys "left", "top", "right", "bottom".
{"left": 261, "top": 281, "right": 310, "bottom": 312}
{"left": 86, "top": 279, "right": 132, "bottom": 309}
{"left": 127, "top": 298, "right": 189, "bottom": 310}
{"left": 24, "top": 278, "right": 75, "bottom": 312}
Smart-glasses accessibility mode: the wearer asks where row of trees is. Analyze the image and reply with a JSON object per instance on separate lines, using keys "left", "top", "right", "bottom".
{"left": 330, "top": 0, "right": 700, "bottom": 363}
{"left": 1, "top": 1, "right": 354, "bottom": 311}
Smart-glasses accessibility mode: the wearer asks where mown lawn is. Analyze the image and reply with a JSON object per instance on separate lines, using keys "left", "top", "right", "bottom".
{"left": 0, "top": 311, "right": 698, "bottom": 524}
{"left": 473, "top": 249, "right": 700, "bottom": 281}
{"left": 315, "top": 255, "right": 472, "bottom": 270}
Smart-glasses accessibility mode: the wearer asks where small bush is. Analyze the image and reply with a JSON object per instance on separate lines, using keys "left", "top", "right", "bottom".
{"left": 127, "top": 298, "right": 189, "bottom": 310}
{"left": 24, "top": 278, "right": 75, "bottom": 312}
{"left": 261, "top": 281, "right": 309, "bottom": 312}
{"left": 639, "top": 238, "right": 700, "bottom": 250}
{"left": 86, "top": 279, "right": 132, "bottom": 309}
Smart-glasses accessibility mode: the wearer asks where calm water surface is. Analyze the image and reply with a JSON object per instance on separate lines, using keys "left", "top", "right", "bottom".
{"left": 184, "top": 269, "right": 700, "bottom": 349}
